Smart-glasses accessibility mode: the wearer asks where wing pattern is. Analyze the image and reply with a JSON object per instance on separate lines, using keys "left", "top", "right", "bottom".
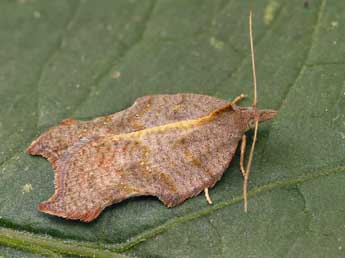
{"left": 27, "top": 94, "right": 228, "bottom": 163}
{"left": 27, "top": 93, "right": 279, "bottom": 221}
{"left": 38, "top": 105, "right": 244, "bottom": 221}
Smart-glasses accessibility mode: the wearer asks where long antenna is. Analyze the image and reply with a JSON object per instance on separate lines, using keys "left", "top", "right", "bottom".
{"left": 243, "top": 10, "right": 259, "bottom": 212}
{"left": 249, "top": 10, "right": 257, "bottom": 108}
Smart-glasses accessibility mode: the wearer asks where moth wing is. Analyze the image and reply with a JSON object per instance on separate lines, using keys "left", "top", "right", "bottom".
{"left": 38, "top": 137, "right": 144, "bottom": 222}
{"left": 27, "top": 94, "right": 228, "bottom": 164}
{"left": 39, "top": 108, "right": 243, "bottom": 222}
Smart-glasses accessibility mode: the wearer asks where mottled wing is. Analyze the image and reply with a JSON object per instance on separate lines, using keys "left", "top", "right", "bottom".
{"left": 38, "top": 106, "right": 244, "bottom": 222}
{"left": 27, "top": 94, "right": 228, "bottom": 164}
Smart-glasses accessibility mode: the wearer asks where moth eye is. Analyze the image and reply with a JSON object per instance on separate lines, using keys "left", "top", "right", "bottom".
{"left": 248, "top": 119, "right": 256, "bottom": 128}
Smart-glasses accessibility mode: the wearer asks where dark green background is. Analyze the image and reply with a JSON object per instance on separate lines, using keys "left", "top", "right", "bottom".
{"left": 0, "top": 0, "right": 344, "bottom": 257}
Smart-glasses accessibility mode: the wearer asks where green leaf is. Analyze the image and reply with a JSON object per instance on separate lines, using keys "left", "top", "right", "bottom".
{"left": 0, "top": 245, "right": 47, "bottom": 258}
{"left": 0, "top": 0, "right": 344, "bottom": 257}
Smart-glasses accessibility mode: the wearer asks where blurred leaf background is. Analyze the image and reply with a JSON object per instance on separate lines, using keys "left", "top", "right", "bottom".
{"left": 0, "top": 0, "right": 345, "bottom": 257}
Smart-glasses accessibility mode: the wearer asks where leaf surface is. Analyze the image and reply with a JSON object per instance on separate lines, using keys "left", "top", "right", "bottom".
{"left": 0, "top": 0, "right": 344, "bottom": 257}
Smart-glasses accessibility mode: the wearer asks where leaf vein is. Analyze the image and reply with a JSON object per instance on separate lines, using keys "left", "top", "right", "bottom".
{"left": 1, "top": 165, "right": 344, "bottom": 255}
{"left": 0, "top": 1, "right": 81, "bottom": 172}
{"left": 213, "top": 3, "right": 286, "bottom": 92}
{"left": 275, "top": 0, "right": 326, "bottom": 113}
{"left": 70, "top": 0, "right": 158, "bottom": 116}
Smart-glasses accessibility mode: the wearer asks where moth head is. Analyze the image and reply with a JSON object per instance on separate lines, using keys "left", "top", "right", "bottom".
{"left": 238, "top": 106, "right": 278, "bottom": 130}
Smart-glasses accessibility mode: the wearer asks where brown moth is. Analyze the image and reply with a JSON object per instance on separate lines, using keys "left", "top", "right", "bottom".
{"left": 27, "top": 12, "right": 277, "bottom": 222}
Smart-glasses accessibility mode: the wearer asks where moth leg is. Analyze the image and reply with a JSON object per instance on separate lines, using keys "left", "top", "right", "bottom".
{"left": 231, "top": 94, "right": 245, "bottom": 105}
{"left": 240, "top": 134, "right": 249, "bottom": 212}
{"left": 204, "top": 188, "right": 212, "bottom": 204}
{"left": 240, "top": 135, "right": 247, "bottom": 177}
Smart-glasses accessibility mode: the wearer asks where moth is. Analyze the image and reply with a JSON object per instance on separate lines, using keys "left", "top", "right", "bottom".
{"left": 27, "top": 12, "right": 277, "bottom": 222}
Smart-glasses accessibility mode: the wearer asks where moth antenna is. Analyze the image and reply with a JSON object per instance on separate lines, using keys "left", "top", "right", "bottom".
{"left": 243, "top": 10, "right": 259, "bottom": 212}
{"left": 249, "top": 10, "right": 257, "bottom": 108}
